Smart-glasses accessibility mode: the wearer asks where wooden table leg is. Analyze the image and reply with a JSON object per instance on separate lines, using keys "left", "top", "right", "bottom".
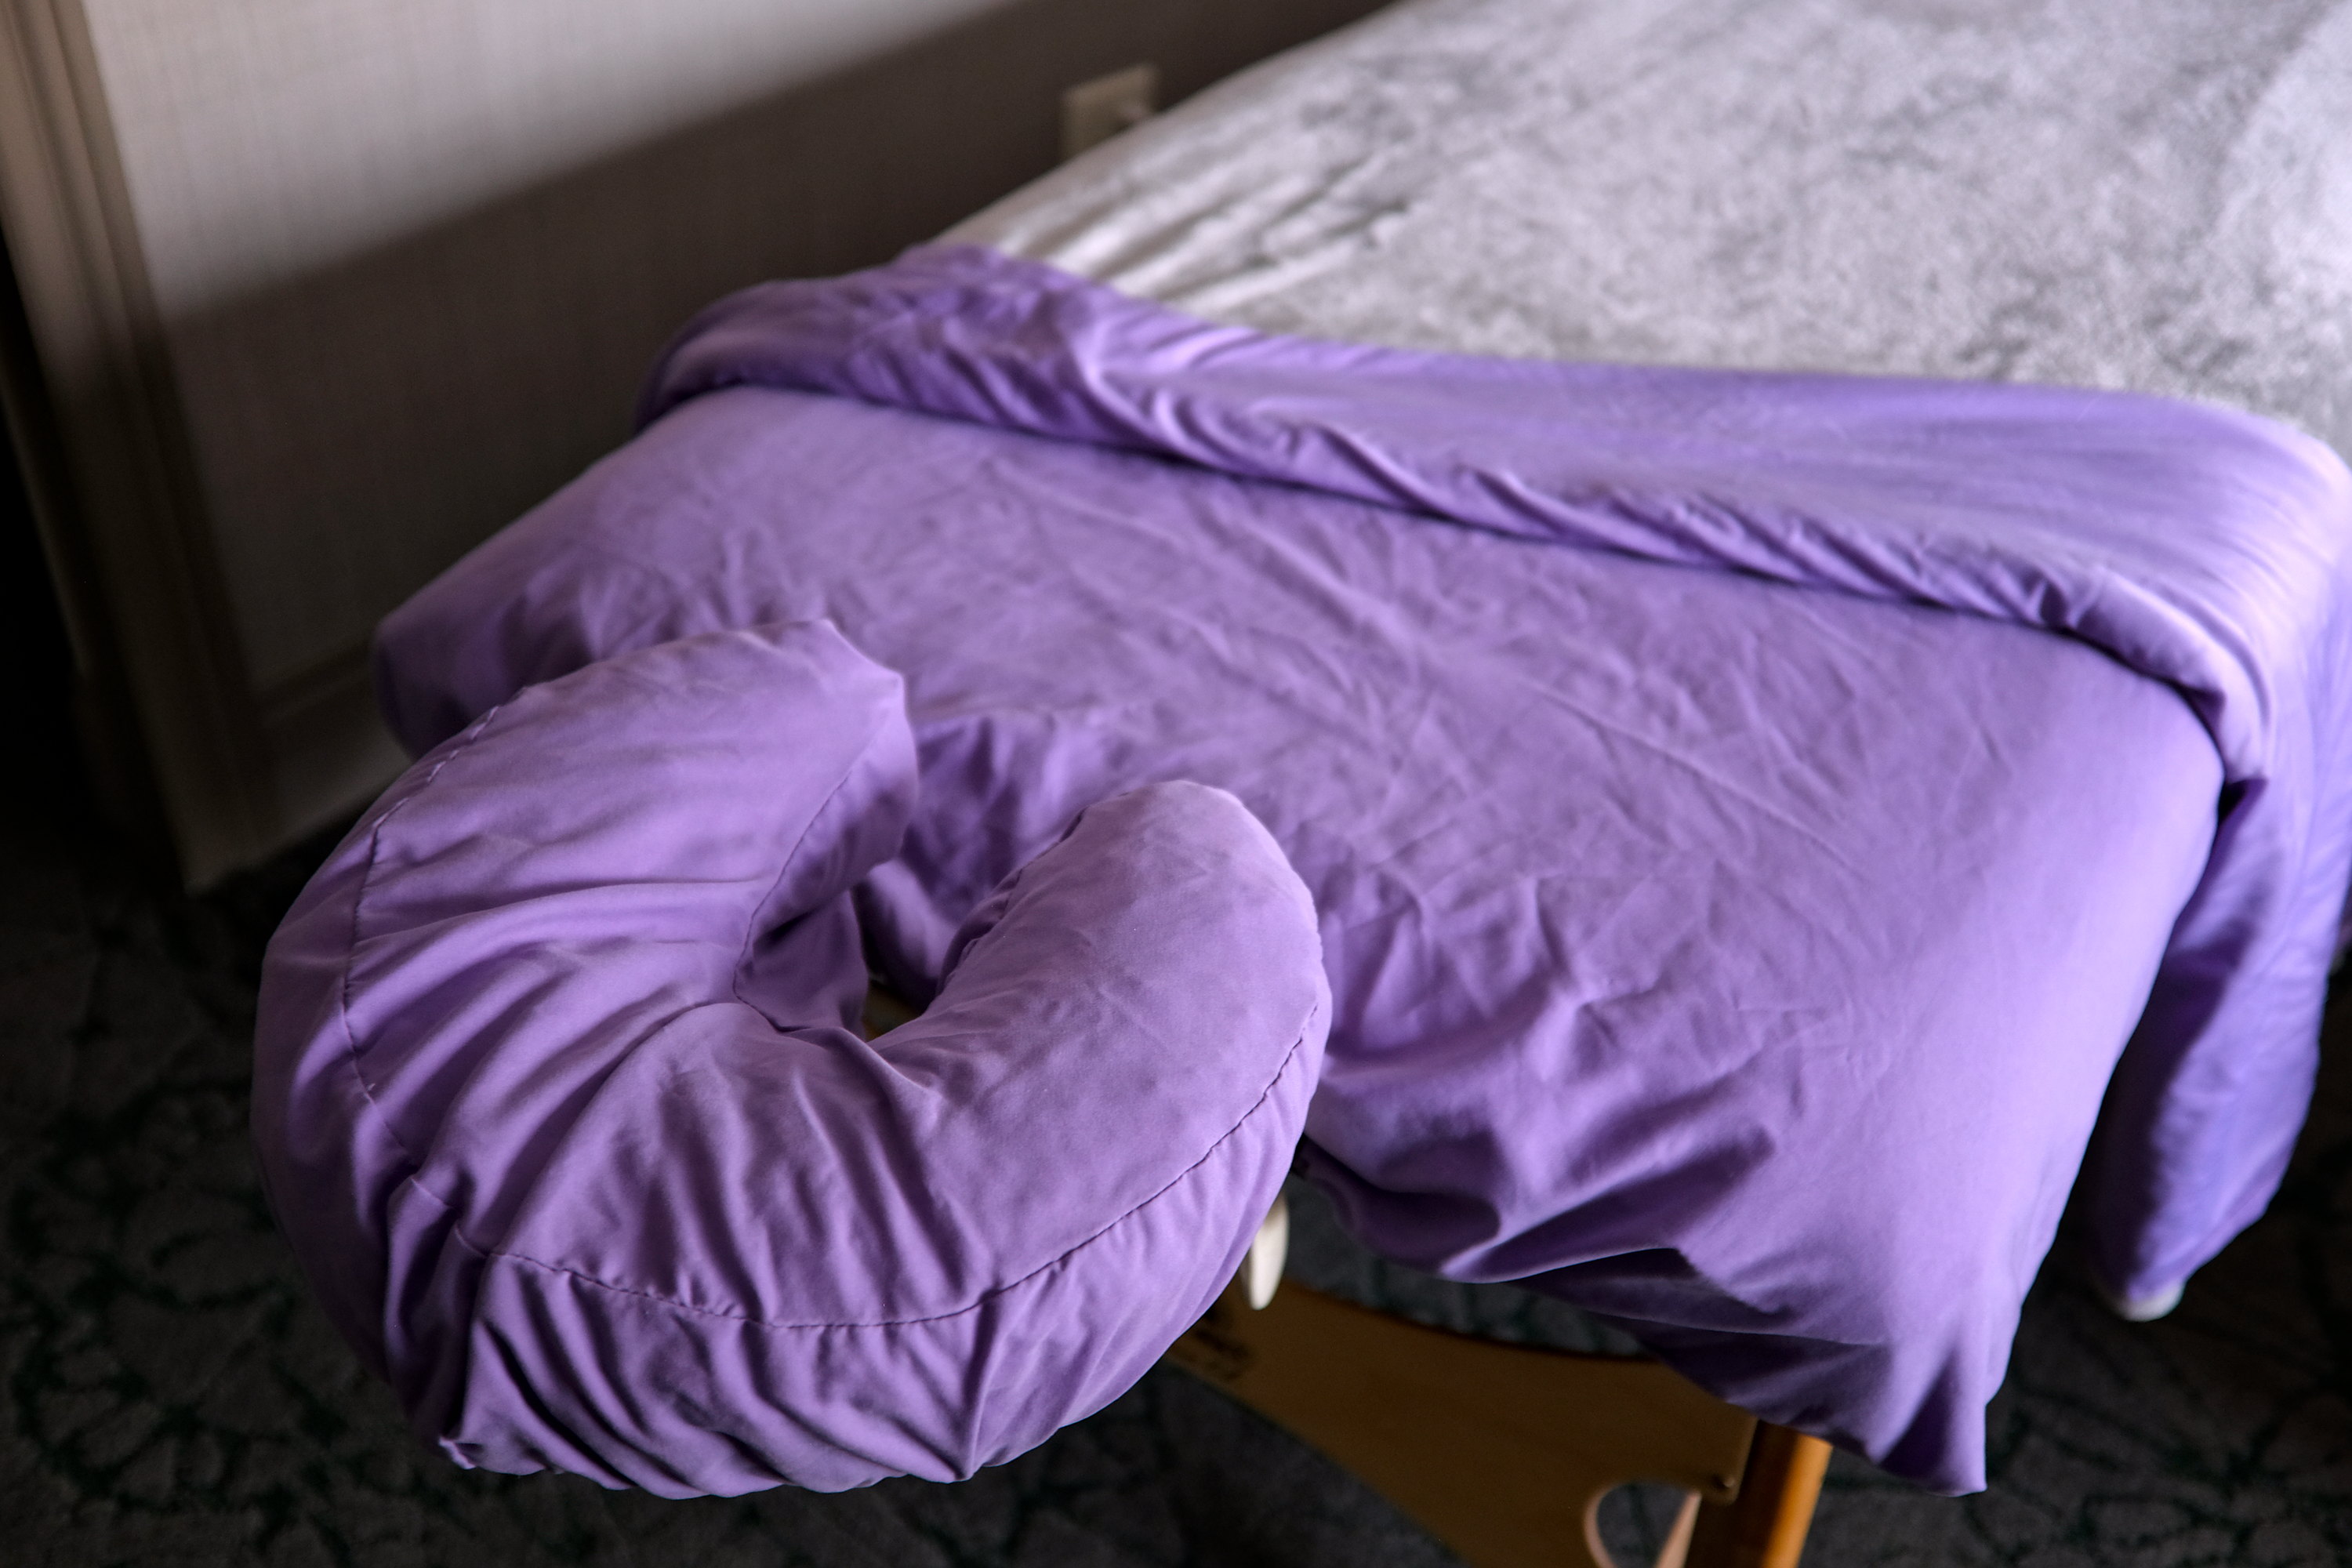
{"left": 1166, "top": 1199, "right": 1829, "bottom": 1568}
{"left": 1164, "top": 1279, "right": 1757, "bottom": 1568}
{"left": 1682, "top": 1424, "right": 1831, "bottom": 1568}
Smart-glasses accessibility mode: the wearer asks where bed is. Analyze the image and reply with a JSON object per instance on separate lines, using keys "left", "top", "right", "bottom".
{"left": 260, "top": 1, "right": 2352, "bottom": 1563}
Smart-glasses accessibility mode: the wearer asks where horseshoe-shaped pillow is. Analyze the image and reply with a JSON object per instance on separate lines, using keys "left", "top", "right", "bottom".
{"left": 252, "top": 622, "right": 1327, "bottom": 1497}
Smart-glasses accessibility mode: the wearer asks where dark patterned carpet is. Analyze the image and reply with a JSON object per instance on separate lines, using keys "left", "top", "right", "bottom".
{"left": 4, "top": 808, "right": 2349, "bottom": 1567}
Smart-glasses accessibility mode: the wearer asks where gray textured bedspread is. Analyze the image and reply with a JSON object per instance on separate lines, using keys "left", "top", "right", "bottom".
{"left": 952, "top": 0, "right": 2352, "bottom": 465}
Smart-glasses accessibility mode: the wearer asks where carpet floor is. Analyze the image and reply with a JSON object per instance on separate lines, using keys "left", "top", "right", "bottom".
{"left": 3, "top": 809, "right": 2347, "bottom": 1566}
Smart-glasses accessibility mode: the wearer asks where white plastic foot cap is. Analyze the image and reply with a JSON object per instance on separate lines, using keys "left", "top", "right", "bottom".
{"left": 2103, "top": 1279, "right": 2185, "bottom": 1323}
{"left": 1243, "top": 1195, "right": 1290, "bottom": 1310}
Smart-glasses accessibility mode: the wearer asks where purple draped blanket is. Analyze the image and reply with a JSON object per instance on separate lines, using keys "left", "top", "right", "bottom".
{"left": 376, "top": 245, "right": 2352, "bottom": 1491}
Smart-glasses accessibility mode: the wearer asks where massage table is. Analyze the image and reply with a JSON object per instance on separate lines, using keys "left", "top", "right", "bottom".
{"left": 254, "top": 2, "right": 2352, "bottom": 1566}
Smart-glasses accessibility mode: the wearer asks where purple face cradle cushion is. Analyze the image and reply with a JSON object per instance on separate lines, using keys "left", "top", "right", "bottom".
{"left": 252, "top": 622, "right": 1329, "bottom": 1497}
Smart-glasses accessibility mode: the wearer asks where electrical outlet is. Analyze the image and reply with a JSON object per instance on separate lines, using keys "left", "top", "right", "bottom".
{"left": 1060, "top": 64, "right": 1159, "bottom": 162}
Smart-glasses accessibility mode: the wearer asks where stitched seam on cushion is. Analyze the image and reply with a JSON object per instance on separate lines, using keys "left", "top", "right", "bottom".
{"left": 337, "top": 702, "right": 511, "bottom": 1174}
{"left": 488, "top": 1007, "right": 1321, "bottom": 1330}
{"left": 728, "top": 702, "right": 897, "bottom": 1012}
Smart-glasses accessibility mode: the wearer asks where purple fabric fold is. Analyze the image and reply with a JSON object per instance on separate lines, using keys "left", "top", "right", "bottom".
{"left": 634, "top": 245, "right": 2352, "bottom": 1310}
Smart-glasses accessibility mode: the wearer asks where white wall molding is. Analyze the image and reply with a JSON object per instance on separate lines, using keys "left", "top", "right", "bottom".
{"left": 0, "top": 0, "right": 271, "bottom": 884}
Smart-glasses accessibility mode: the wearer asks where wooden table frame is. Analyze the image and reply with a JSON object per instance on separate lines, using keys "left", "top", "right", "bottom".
{"left": 1164, "top": 1200, "right": 1830, "bottom": 1568}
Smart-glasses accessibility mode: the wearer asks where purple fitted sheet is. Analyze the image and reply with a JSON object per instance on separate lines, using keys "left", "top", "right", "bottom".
{"left": 375, "top": 248, "right": 2352, "bottom": 1491}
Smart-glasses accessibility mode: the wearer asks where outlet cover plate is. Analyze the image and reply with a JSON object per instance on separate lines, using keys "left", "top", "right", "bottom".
{"left": 1061, "top": 64, "right": 1159, "bottom": 162}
